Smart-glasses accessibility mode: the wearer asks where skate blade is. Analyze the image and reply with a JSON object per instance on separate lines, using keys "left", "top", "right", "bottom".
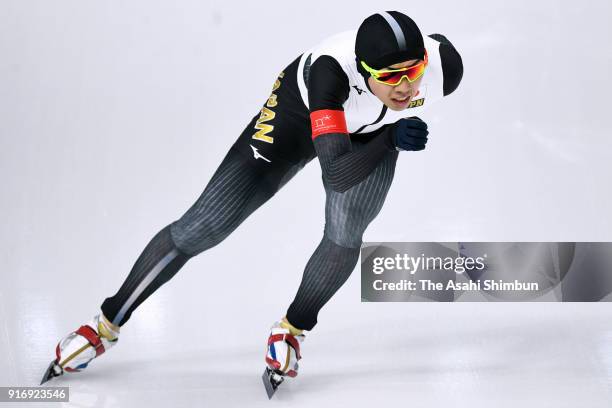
{"left": 262, "top": 367, "right": 284, "bottom": 399}
{"left": 40, "top": 361, "right": 63, "bottom": 385}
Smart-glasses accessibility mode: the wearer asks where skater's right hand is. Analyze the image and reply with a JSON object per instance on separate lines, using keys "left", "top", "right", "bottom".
{"left": 390, "top": 117, "right": 429, "bottom": 151}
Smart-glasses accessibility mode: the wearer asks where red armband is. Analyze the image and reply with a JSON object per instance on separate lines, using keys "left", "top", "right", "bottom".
{"left": 310, "top": 109, "right": 348, "bottom": 140}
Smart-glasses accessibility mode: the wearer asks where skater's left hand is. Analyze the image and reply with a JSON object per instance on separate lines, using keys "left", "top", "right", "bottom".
{"left": 390, "top": 117, "right": 429, "bottom": 151}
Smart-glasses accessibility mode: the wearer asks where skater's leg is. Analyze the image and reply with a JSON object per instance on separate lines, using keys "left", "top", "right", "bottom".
{"left": 48, "top": 57, "right": 314, "bottom": 381}
{"left": 286, "top": 149, "right": 399, "bottom": 330}
{"left": 100, "top": 57, "right": 313, "bottom": 327}
{"left": 101, "top": 146, "right": 306, "bottom": 326}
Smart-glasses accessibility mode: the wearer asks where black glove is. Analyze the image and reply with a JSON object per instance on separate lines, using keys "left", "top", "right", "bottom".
{"left": 390, "top": 117, "right": 429, "bottom": 151}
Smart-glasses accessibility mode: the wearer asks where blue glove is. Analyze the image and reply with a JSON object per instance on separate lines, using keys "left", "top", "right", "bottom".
{"left": 391, "top": 117, "right": 429, "bottom": 151}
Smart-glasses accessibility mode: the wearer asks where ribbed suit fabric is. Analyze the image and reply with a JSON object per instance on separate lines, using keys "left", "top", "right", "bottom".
{"left": 101, "top": 147, "right": 296, "bottom": 326}
{"left": 286, "top": 147, "right": 398, "bottom": 330}
{"left": 102, "top": 142, "right": 398, "bottom": 329}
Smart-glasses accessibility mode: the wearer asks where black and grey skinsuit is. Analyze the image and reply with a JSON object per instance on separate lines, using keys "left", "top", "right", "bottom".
{"left": 100, "top": 33, "right": 463, "bottom": 330}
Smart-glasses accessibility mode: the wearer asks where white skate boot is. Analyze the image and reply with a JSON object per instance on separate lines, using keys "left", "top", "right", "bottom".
{"left": 262, "top": 317, "right": 305, "bottom": 398}
{"left": 41, "top": 313, "right": 119, "bottom": 384}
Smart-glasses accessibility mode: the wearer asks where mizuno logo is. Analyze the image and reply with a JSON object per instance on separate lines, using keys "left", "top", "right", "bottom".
{"left": 352, "top": 85, "right": 365, "bottom": 95}
{"left": 250, "top": 145, "right": 271, "bottom": 162}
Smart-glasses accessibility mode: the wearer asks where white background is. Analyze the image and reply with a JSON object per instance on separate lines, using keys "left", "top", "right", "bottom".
{"left": 1, "top": 1, "right": 611, "bottom": 407}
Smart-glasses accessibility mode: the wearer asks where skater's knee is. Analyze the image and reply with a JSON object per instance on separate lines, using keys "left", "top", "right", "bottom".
{"left": 324, "top": 195, "right": 383, "bottom": 248}
{"left": 170, "top": 214, "right": 230, "bottom": 256}
{"left": 324, "top": 212, "right": 367, "bottom": 248}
